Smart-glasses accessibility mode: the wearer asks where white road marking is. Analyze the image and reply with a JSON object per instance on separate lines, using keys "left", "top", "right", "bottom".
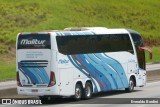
{"left": 146, "top": 81, "right": 160, "bottom": 86}
{"left": 136, "top": 105, "right": 146, "bottom": 107}
{"left": 63, "top": 104, "right": 84, "bottom": 107}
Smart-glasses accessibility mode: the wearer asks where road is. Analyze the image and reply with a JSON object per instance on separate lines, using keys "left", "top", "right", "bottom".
{"left": 146, "top": 63, "right": 160, "bottom": 71}
{"left": 0, "top": 81, "right": 16, "bottom": 90}
{"left": 0, "top": 81, "right": 160, "bottom": 107}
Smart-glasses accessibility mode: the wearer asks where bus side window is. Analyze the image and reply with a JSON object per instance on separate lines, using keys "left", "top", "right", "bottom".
{"left": 56, "top": 34, "right": 134, "bottom": 55}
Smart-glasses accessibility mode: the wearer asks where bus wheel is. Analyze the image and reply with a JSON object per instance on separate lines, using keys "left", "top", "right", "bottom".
{"left": 83, "top": 82, "right": 92, "bottom": 99}
{"left": 74, "top": 84, "right": 82, "bottom": 100}
{"left": 125, "top": 77, "right": 135, "bottom": 92}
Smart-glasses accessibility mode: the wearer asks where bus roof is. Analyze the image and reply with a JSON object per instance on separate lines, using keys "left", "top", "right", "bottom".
{"left": 19, "top": 27, "right": 133, "bottom": 36}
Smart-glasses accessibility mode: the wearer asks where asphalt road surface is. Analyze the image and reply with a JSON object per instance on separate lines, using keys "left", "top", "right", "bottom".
{"left": 0, "top": 81, "right": 160, "bottom": 107}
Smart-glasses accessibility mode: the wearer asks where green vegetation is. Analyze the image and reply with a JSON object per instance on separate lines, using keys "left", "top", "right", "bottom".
{"left": 0, "top": 0, "right": 159, "bottom": 80}
{"left": 0, "top": 0, "right": 160, "bottom": 50}
{"left": 0, "top": 60, "right": 16, "bottom": 81}
{"left": 146, "top": 47, "right": 160, "bottom": 63}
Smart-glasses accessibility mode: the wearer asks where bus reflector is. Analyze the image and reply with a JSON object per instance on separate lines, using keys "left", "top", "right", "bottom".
{"left": 48, "top": 71, "right": 56, "bottom": 87}
{"left": 17, "top": 72, "right": 22, "bottom": 87}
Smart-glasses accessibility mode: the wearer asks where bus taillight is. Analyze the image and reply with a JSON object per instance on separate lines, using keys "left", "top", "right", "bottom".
{"left": 17, "top": 72, "right": 22, "bottom": 87}
{"left": 48, "top": 71, "right": 56, "bottom": 87}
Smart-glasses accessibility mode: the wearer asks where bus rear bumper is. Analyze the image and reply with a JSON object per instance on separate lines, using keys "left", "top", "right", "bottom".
{"left": 17, "top": 87, "right": 59, "bottom": 96}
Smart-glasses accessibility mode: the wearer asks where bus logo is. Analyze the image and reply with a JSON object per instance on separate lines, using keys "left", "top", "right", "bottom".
{"left": 58, "top": 59, "right": 69, "bottom": 64}
{"left": 21, "top": 39, "right": 46, "bottom": 45}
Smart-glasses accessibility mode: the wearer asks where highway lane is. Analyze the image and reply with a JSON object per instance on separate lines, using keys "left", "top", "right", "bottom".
{"left": 0, "top": 81, "right": 16, "bottom": 90}
{"left": 146, "top": 63, "right": 160, "bottom": 71}
{"left": 0, "top": 81, "right": 160, "bottom": 107}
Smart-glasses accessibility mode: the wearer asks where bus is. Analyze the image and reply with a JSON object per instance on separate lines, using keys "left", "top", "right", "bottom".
{"left": 16, "top": 27, "right": 152, "bottom": 101}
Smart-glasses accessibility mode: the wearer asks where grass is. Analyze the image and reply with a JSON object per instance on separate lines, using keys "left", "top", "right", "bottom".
{"left": 0, "top": 0, "right": 159, "bottom": 49}
{"left": 146, "top": 47, "right": 160, "bottom": 63}
{"left": 0, "top": 48, "right": 16, "bottom": 81}
{"left": 0, "top": 61, "right": 16, "bottom": 81}
{"left": 0, "top": 0, "right": 160, "bottom": 80}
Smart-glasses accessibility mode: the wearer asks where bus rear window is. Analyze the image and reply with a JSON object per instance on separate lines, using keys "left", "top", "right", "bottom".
{"left": 17, "top": 34, "right": 51, "bottom": 49}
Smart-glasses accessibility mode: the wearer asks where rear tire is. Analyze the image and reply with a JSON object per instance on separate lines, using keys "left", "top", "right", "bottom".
{"left": 83, "top": 82, "right": 92, "bottom": 99}
{"left": 74, "top": 84, "right": 82, "bottom": 100}
{"left": 125, "top": 77, "right": 135, "bottom": 92}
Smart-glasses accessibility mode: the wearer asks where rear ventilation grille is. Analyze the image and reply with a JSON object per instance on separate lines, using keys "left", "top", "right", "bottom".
{"left": 20, "top": 60, "right": 48, "bottom": 67}
{"left": 23, "top": 84, "right": 48, "bottom": 87}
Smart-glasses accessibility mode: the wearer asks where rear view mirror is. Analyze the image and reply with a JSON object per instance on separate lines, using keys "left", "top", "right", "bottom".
{"left": 138, "top": 47, "right": 152, "bottom": 59}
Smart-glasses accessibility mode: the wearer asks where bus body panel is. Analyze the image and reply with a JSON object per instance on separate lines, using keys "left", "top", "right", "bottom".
{"left": 16, "top": 28, "right": 147, "bottom": 97}
{"left": 17, "top": 49, "right": 51, "bottom": 86}
{"left": 17, "top": 33, "right": 59, "bottom": 96}
{"left": 58, "top": 68, "right": 74, "bottom": 96}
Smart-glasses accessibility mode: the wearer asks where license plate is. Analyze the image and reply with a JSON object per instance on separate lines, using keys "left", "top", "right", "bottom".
{"left": 31, "top": 89, "right": 38, "bottom": 92}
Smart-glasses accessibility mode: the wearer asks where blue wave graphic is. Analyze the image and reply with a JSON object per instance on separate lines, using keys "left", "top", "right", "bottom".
{"left": 68, "top": 55, "right": 98, "bottom": 92}
{"left": 59, "top": 31, "right": 129, "bottom": 92}
{"left": 18, "top": 62, "right": 49, "bottom": 85}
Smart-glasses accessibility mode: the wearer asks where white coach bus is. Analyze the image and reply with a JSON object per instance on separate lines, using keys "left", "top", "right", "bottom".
{"left": 16, "top": 27, "right": 152, "bottom": 101}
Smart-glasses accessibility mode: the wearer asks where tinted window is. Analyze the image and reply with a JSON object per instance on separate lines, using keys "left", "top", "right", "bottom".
{"left": 130, "top": 33, "right": 145, "bottom": 69}
{"left": 56, "top": 34, "right": 133, "bottom": 55}
{"left": 18, "top": 34, "right": 51, "bottom": 49}
{"left": 137, "top": 49, "right": 145, "bottom": 70}
{"left": 131, "top": 33, "right": 143, "bottom": 46}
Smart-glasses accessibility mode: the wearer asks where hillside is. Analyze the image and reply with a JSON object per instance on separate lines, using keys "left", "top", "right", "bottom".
{"left": 0, "top": 0, "right": 160, "bottom": 53}
{"left": 0, "top": 0, "right": 160, "bottom": 80}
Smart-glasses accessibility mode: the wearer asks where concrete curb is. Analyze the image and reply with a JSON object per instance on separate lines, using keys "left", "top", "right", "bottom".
{"left": 0, "top": 80, "right": 16, "bottom": 90}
